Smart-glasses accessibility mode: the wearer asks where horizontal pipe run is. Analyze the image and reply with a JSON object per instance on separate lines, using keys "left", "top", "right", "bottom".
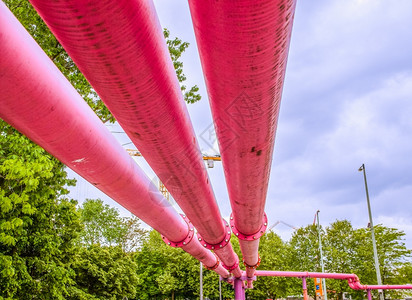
{"left": 29, "top": 0, "right": 240, "bottom": 273}
{"left": 0, "top": 1, "right": 227, "bottom": 277}
{"left": 254, "top": 271, "right": 412, "bottom": 290}
{"left": 188, "top": 0, "right": 297, "bottom": 275}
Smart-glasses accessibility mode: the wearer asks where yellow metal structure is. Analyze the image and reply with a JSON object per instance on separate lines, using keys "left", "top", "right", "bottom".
{"left": 127, "top": 149, "right": 221, "bottom": 161}
{"left": 126, "top": 149, "right": 221, "bottom": 199}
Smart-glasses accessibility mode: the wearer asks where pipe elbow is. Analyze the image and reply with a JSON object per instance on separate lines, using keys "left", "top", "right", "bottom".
{"left": 347, "top": 275, "right": 365, "bottom": 290}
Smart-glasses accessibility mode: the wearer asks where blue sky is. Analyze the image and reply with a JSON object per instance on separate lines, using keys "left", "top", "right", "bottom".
{"left": 69, "top": 0, "right": 412, "bottom": 249}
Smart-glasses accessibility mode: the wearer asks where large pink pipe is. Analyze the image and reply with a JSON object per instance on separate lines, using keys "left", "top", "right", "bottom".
{"left": 188, "top": 0, "right": 297, "bottom": 276}
{"left": 28, "top": 0, "right": 240, "bottom": 275}
{"left": 0, "top": 2, "right": 229, "bottom": 278}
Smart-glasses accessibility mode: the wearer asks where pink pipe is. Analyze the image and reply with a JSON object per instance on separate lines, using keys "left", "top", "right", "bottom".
{"left": 188, "top": 0, "right": 297, "bottom": 276}
{"left": 28, "top": 0, "right": 240, "bottom": 275}
{"left": 254, "top": 271, "right": 412, "bottom": 290}
{"left": 0, "top": 2, "right": 229, "bottom": 278}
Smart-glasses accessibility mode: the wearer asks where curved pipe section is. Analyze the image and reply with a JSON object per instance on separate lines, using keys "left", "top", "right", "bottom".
{"left": 27, "top": 0, "right": 240, "bottom": 275}
{"left": 0, "top": 2, "right": 229, "bottom": 278}
{"left": 188, "top": 0, "right": 297, "bottom": 276}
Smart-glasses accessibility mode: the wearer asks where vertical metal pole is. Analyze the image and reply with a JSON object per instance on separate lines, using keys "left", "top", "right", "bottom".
{"left": 200, "top": 262, "right": 203, "bottom": 300}
{"left": 359, "top": 164, "right": 384, "bottom": 300}
{"left": 316, "top": 211, "right": 328, "bottom": 300}
{"left": 219, "top": 276, "right": 222, "bottom": 300}
{"left": 302, "top": 277, "right": 309, "bottom": 300}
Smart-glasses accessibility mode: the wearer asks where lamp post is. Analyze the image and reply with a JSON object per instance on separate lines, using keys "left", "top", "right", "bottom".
{"left": 316, "top": 210, "right": 328, "bottom": 300}
{"left": 358, "top": 163, "right": 384, "bottom": 300}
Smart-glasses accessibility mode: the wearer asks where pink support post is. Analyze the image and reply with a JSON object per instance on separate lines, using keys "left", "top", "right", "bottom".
{"left": 188, "top": 0, "right": 297, "bottom": 277}
{"left": 28, "top": 0, "right": 241, "bottom": 276}
{"left": 0, "top": 2, "right": 229, "bottom": 278}
{"left": 234, "top": 278, "right": 245, "bottom": 300}
{"left": 302, "top": 277, "right": 309, "bottom": 300}
{"left": 367, "top": 289, "right": 372, "bottom": 300}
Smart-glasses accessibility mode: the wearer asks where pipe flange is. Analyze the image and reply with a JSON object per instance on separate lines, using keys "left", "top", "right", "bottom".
{"left": 196, "top": 218, "right": 231, "bottom": 250}
{"left": 204, "top": 253, "right": 220, "bottom": 271}
{"left": 221, "top": 256, "right": 240, "bottom": 272}
{"left": 243, "top": 254, "right": 261, "bottom": 269}
{"left": 230, "top": 212, "right": 268, "bottom": 241}
{"left": 161, "top": 214, "right": 194, "bottom": 248}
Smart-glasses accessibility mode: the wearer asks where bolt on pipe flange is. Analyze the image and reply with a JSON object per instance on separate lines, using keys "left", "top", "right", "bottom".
{"left": 161, "top": 214, "right": 194, "bottom": 248}
{"left": 230, "top": 212, "right": 268, "bottom": 241}
{"left": 196, "top": 218, "right": 231, "bottom": 250}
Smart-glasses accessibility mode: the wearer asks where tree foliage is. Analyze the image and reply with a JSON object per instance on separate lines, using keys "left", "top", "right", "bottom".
{"left": 79, "top": 199, "right": 147, "bottom": 251}
{"left": 163, "top": 29, "right": 201, "bottom": 104}
{"left": 134, "top": 231, "right": 198, "bottom": 300}
{"left": 69, "top": 245, "right": 139, "bottom": 300}
{"left": 289, "top": 220, "right": 412, "bottom": 300}
{"left": 0, "top": 121, "right": 81, "bottom": 299}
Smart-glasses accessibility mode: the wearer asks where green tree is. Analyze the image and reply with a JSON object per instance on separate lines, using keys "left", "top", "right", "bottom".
{"left": 121, "top": 216, "right": 148, "bottom": 253}
{"left": 351, "top": 224, "right": 412, "bottom": 300}
{"left": 288, "top": 225, "right": 321, "bottom": 298}
{"left": 79, "top": 199, "right": 127, "bottom": 247}
{"left": 163, "top": 29, "right": 201, "bottom": 104}
{"left": 0, "top": 121, "right": 81, "bottom": 299}
{"left": 69, "top": 245, "right": 139, "bottom": 300}
{"left": 79, "top": 199, "right": 147, "bottom": 251}
{"left": 324, "top": 220, "right": 359, "bottom": 300}
{"left": 134, "top": 231, "right": 199, "bottom": 300}
{"left": 319, "top": 220, "right": 412, "bottom": 300}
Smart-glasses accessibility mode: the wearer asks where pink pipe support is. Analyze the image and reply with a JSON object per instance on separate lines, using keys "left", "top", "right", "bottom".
{"left": 302, "top": 277, "right": 309, "bottom": 300}
{"left": 28, "top": 0, "right": 241, "bottom": 276}
{"left": 0, "top": 2, "right": 229, "bottom": 278}
{"left": 188, "top": 0, "right": 297, "bottom": 276}
{"left": 233, "top": 278, "right": 245, "bottom": 300}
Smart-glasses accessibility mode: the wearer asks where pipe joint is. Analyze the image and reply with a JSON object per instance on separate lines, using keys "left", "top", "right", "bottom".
{"left": 204, "top": 253, "right": 220, "bottom": 271}
{"left": 230, "top": 213, "right": 268, "bottom": 241}
{"left": 221, "top": 255, "right": 240, "bottom": 272}
{"left": 243, "top": 254, "right": 261, "bottom": 269}
{"left": 161, "top": 214, "right": 194, "bottom": 248}
{"left": 197, "top": 218, "right": 231, "bottom": 250}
